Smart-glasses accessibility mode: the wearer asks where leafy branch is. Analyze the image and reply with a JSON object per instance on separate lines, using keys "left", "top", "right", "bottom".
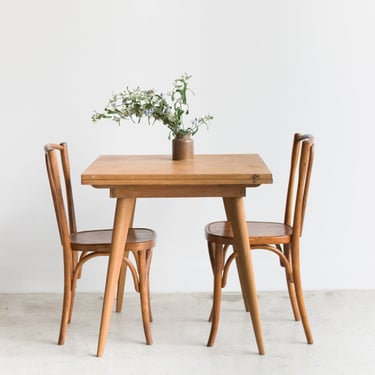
{"left": 92, "top": 74, "right": 213, "bottom": 139}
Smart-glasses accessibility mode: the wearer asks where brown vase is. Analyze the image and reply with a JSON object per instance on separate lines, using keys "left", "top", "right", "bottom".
{"left": 172, "top": 135, "right": 194, "bottom": 160}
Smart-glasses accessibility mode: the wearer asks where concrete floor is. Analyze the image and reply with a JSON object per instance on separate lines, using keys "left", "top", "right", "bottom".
{"left": 0, "top": 290, "right": 374, "bottom": 374}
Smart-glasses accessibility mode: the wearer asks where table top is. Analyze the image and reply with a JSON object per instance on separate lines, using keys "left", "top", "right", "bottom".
{"left": 81, "top": 154, "right": 273, "bottom": 187}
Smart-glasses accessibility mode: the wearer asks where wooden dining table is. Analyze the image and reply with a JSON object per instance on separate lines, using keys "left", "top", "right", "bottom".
{"left": 81, "top": 154, "right": 273, "bottom": 357}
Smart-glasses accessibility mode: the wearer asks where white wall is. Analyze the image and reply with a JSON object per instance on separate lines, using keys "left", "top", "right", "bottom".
{"left": 1, "top": 0, "right": 374, "bottom": 293}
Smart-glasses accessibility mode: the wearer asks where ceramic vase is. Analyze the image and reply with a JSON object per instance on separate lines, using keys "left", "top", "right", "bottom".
{"left": 172, "top": 135, "right": 194, "bottom": 160}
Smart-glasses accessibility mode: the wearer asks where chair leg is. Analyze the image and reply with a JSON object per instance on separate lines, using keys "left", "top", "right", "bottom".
{"left": 292, "top": 245, "right": 313, "bottom": 344}
{"left": 286, "top": 273, "right": 301, "bottom": 321}
{"left": 116, "top": 255, "right": 129, "bottom": 313}
{"left": 68, "top": 253, "right": 90, "bottom": 324}
{"left": 208, "top": 243, "right": 240, "bottom": 322}
{"left": 207, "top": 241, "right": 215, "bottom": 323}
{"left": 58, "top": 287, "right": 71, "bottom": 345}
{"left": 281, "top": 244, "right": 300, "bottom": 321}
{"left": 137, "top": 250, "right": 153, "bottom": 345}
{"left": 146, "top": 249, "right": 153, "bottom": 323}
{"left": 207, "top": 242, "right": 224, "bottom": 347}
{"left": 58, "top": 259, "right": 73, "bottom": 345}
{"left": 68, "top": 275, "right": 78, "bottom": 324}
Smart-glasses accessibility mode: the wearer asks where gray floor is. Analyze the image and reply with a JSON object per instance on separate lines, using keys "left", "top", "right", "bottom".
{"left": 0, "top": 290, "right": 374, "bottom": 375}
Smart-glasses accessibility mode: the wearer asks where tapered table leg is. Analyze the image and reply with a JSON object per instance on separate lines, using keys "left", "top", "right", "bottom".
{"left": 96, "top": 197, "right": 136, "bottom": 357}
{"left": 223, "top": 197, "right": 265, "bottom": 355}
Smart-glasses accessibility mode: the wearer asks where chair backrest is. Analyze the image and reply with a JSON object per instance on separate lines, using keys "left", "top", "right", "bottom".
{"left": 284, "top": 134, "right": 314, "bottom": 237}
{"left": 45, "top": 143, "right": 77, "bottom": 246}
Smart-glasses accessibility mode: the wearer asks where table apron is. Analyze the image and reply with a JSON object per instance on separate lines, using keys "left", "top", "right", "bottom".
{"left": 108, "top": 185, "right": 256, "bottom": 198}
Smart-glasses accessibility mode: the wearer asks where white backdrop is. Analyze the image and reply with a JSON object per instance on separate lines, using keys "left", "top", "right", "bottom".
{"left": 0, "top": 0, "right": 374, "bottom": 293}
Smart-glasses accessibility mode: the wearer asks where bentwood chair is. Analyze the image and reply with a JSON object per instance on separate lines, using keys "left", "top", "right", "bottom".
{"left": 45, "top": 143, "right": 156, "bottom": 346}
{"left": 205, "top": 133, "right": 314, "bottom": 347}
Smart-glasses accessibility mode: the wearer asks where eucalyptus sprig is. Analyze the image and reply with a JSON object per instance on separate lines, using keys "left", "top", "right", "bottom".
{"left": 92, "top": 74, "right": 213, "bottom": 139}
